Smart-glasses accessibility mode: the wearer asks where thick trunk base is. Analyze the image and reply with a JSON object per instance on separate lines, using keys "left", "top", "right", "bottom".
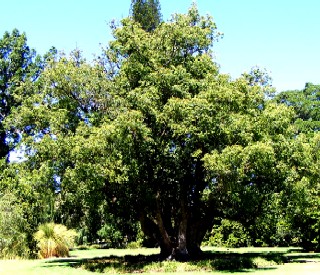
{"left": 160, "top": 245, "right": 203, "bottom": 261}
{"left": 171, "top": 248, "right": 190, "bottom": 262}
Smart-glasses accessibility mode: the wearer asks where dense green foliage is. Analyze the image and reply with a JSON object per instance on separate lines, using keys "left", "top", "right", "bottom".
{"left": 0, "top": 3, "right": 319, "bottom": 259}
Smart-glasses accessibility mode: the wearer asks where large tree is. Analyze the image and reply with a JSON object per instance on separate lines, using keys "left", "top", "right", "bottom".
{"left": 130, "top": 0, "right": 162, "bottom": 32}
{"left": 6, "top": 5, "right": 298, "bottom": 259}
{"left": 102, "top": 5, "right": 297, "bottom": 258}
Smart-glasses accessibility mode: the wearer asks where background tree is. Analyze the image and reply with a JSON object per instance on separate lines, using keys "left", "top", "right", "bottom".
{"left": 4, "top": 49, "right": 139, "bottom": 245}
{"left": 208, "top": 133, "right": 320, "bottom": 250}
{"left": 273, "top": 82, "right": 320, "bottom": 134}
{"left": 0, "top": 29, "right": 42, "bottom": 161}
{"left": 130, "top": 0, "right": 162, "bottom": 32}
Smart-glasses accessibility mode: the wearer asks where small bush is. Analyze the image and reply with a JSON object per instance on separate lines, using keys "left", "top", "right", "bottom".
{"left": 205, "top": 219, "right": 251, "bottom": 248}
{"left": 34, "top": 223, "right": 77, "bottom": 258}
{"left": 127, "top": 241, "right": 142, "bottom": 249}
{"left": 252, "top": 256, "right": 278, "bottom": 268}
{"left": 97, "top": 224, "right": 123, "bottom": 248}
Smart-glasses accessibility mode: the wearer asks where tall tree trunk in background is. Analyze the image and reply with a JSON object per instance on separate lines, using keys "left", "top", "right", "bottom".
{"left": 0, "top": 124, "right": 9, "bottom": 160}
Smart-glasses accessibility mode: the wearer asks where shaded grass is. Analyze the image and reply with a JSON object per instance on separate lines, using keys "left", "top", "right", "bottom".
{"left": 75, "top": 248, "right": 288, "bottom": 273}
{"left": 1, "top": 247, "right": 320, "bottom": 275}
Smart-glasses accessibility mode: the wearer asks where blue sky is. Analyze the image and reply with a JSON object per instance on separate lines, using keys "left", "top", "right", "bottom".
{"left": 1, "top": 0, "right": 320, "bottom": 92}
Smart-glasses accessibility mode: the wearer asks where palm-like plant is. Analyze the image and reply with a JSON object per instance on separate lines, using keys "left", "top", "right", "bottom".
{"left": 34, "top": 223, "right": 77, "bottom": 258}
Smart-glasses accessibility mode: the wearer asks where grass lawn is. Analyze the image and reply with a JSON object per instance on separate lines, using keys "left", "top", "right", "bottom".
{"left": 0, "top": 247, "right": 319, "bottom": 275}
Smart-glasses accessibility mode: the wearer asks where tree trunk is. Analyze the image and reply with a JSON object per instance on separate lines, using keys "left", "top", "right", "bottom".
{"left": 139, "top": 186, "right": 217, "bottom": 261}
{"left": 155, "top": 191, "right": 173, "bottom": 258}
{"left": 149, "top": 211, "right": 210, "bottom": 260}
{"left": 173, "top": 196, "right": 189, "bottom": 261}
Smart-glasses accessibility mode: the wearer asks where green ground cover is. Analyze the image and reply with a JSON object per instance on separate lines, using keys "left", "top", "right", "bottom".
{"left": 0, "top": 247, "right": 319, "bottom": 275}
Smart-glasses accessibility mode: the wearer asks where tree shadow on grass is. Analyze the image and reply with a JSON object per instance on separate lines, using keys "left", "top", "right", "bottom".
{"left": 284, "top": 252, "right": 320, "bottom": 263}
{"left": 39, "top": 257, "right": 87, "bottom": 269}
{"left": 72, "top": 254, "right": 163, "bottom": 273}
{"left": 41, "top": 254, "right": 160, "bottom": 272}
{"left": 40, "top": 251, "right": 288, "bottom": 273}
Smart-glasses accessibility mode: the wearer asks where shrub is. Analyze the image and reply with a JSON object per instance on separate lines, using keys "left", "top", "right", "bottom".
{"left": 204, "top": 219, "right": 251, "bottom": 248}
{"left": 0, "top": 192, "right": 30, "bottom": 259}
{"left": 127, "top": 241, "right": 142, "bottom": 249}
{"left": 252, "top": 256, "right": 278, "bottom": 268}
{"left": 97, "top": 224, "right": 123, "bottom": 248}
{"left": 76, "top": 228, "right": 90, "bottom": 246}
{"left": 34, "top": 223, "right": 77, "bottom": 258}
